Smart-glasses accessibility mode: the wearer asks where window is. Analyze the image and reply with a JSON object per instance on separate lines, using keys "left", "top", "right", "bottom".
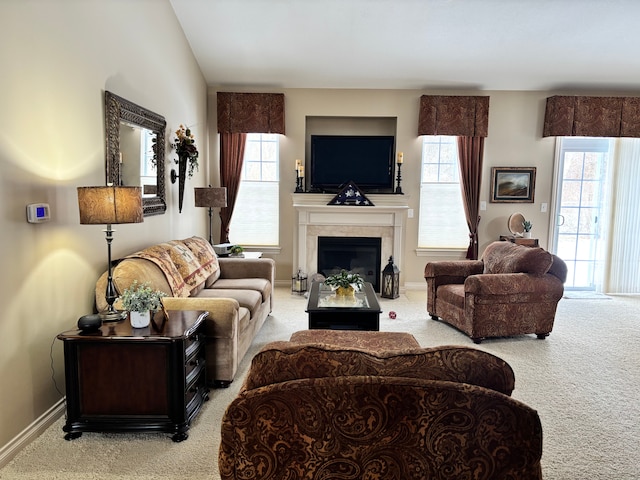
{"left": 228, "top": 133, "right": 279, "bottom": 246}
{"left": 418, "top": 136, "right": 468, "bottom": 249}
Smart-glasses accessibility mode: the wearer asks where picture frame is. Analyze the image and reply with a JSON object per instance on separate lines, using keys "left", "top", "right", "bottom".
{"left": 490, "top": 167, "right": 536, "bottom": 203}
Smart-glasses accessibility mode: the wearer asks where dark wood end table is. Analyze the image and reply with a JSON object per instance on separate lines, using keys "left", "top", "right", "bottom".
{"left": 57, "top": 309, "right": 209, "bottom": 442}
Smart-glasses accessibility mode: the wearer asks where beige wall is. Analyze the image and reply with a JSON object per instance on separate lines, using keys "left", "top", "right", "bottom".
{"left": 209, "top": 87, "right": 559, "bottom": 285}
{"left": 0, "top": 0, "right": 208, "bottom": 455}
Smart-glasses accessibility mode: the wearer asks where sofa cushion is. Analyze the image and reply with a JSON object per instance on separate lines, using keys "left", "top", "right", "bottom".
{"left": 210, "top": 278, "right": 272, "bottom": 303}
{"left": 482, "top": 241, "right": 553, "bottom": 276}
{"left": 196, "top": 288, "right": 262, "bottom": 318}
{"left": 437, "top": 284, "right": 466, "bottom": 309}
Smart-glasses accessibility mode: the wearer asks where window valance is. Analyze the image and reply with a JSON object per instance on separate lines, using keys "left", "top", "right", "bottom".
{"left": 217, "top": 92, "right": 285, "bottom": 134}
{"left": 418, "top": 95, "right": 489, "bottom": 137}
{"left": 543, "top": 95, "right": 640, "bottom": 137}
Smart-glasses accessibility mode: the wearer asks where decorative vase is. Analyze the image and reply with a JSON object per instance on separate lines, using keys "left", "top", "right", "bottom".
{"left": 524, "top": 231, "right": 532, "bottom": 239}
{"left": 335, "top": 285, "right": 356, "bottom": 297}
{"left": 130, "top": 310, "right": 151, "bottom": 328}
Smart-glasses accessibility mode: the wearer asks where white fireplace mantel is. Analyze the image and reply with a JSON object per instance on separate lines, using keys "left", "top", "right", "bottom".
{"left": 292, "top": 194, "right": 409, "bottom": 279}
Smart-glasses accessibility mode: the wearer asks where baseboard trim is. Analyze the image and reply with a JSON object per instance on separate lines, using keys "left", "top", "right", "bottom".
{"left": 0, "top": 398, "right": 65, "bottom": 469}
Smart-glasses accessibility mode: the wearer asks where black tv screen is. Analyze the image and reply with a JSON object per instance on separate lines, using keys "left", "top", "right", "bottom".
{"left": 310, "top": 135, "right": 395, "bottom": 193}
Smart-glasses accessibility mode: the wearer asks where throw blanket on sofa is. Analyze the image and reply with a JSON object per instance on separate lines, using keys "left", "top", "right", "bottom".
{"left": 127, "top": 237, "right": 218, "bottom": 297}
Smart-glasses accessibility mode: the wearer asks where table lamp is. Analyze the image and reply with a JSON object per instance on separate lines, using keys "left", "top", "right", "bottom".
{"left": 194, "top": 186, "right": 227, "bottom": 245}
{"left": 77, "top": 186, "right": 143, "bottom": 321}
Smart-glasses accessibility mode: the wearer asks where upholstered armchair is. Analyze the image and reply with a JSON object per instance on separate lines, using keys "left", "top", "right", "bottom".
{"left": 425, "top": 241, "right": 567, "bottom": 343}
{"left": 219, "top": 340, "right": 543, "bottom": 480}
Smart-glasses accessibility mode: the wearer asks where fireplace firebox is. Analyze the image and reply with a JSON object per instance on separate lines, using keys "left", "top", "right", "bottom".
{"left": 317, "top": 236, "right": 382, "bottom": 292}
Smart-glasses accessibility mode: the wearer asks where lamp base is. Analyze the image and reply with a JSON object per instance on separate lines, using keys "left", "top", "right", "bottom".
{"left": 99, "top": 309, "right": 127, "bottom": 322}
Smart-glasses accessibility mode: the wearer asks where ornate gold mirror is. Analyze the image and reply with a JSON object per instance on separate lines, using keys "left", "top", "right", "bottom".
{"left": 105, "top": 91, "right": 167, "bottom": 216}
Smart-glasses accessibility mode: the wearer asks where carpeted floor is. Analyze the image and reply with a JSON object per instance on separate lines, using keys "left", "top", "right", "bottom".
{"left": 1, "top": 288, "right": 638, "bottom": 479}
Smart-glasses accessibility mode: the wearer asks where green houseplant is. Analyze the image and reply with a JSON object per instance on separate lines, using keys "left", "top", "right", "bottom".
{"left": 324, "top": 269, "right": 364, "bottom": 296}
{"left": 119, "top": 281, "right": 167, "bottom": 328}
{"left": 522, "top": 220, "right": 533, "bottom": 238}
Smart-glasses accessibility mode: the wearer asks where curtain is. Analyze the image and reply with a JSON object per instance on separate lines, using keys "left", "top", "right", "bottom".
{"left": 219, "top": 132, "right": 247, "bottom": 243}
{"left": 605, "top": 138, "right": 640, "bottom": 293}
{"left": 457, "top": 136, "right": 485, "bottom": 260}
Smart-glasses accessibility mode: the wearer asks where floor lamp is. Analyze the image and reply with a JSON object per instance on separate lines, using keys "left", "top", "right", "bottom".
{"left": 77, "top": 186, "right": 143, "bottom": 321}
{"left": 194, "top": 186, "right": 227, "bottom": 245}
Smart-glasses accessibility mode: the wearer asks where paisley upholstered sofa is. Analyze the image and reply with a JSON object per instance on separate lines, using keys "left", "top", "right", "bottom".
{"left": 95, "top": 236, "right": 275, "bottom": 386}
{"left": 425, "top": 241, "right": 567, "bottom": 343}
{"left": 219, "top": 337, "right": 543, "bottom": 479}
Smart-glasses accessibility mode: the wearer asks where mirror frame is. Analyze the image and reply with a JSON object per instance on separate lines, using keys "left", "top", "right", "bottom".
{"left": 105, "top": 91, "right": 167, "bottom": 216}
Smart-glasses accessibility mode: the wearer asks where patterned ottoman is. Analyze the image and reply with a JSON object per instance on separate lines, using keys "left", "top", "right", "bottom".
{"left": 289, "top": 329, "right": 420, "bottom": 353}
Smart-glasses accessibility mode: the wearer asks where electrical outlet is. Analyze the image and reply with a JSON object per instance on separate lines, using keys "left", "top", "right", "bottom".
{"left": 407, "top": 208, "right": 414, "bottom": 218}
{"left": 541, "top": 203, "right": 548, "bottom": 213}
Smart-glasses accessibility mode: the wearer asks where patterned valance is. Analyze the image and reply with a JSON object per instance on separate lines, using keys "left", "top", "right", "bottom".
{"left": 217, "top": 92, "right": 285, "bottom": 134}
{"left": 543, "top": 95, "right": 640, "bottom": 137}
{"left": 418, "top": 95, "right": 489, "bottom": 137}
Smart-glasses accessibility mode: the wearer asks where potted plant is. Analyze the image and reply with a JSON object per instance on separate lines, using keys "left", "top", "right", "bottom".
{"left": 119, "top": 281, "right": 167, "bottom": 328}
{"left": 229, "top": 245, "right": 244, "bottom": 257}
{"left": 324, "top": 269, "right": 365, "bottom": 296}
{"left": 522, "top": 220, "right": 533, "bottom": 238}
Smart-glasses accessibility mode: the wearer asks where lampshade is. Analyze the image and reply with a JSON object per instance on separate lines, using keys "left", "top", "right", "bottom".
{"left": 194, "top": 187, "right": 227, "bottom": 208}
{"left": 77, "top": 186, "right": 143, "bottom": 225}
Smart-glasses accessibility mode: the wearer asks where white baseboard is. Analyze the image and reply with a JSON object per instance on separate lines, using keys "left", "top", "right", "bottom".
{"left": 0, "top": 398, "right": 65, "bottom": 469}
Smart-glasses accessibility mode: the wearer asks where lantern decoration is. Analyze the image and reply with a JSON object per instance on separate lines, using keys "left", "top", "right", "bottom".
{"left": 381, "top": 256, "right": 400, "bottom": 299}
{"left": 292, "top": 269, "right": 308, "bottom": 295}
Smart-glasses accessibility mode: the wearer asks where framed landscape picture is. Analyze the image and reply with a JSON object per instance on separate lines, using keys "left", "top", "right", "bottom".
{"left": 490, "top": 167, "right": 536, "bottom": 203}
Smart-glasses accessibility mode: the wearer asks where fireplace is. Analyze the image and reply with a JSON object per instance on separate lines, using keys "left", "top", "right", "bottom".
{"left": 317, "top": 237, "right": 382, "bottom": 291}
{"left": 293, "top": 193, "right": 409, "bottom": 291}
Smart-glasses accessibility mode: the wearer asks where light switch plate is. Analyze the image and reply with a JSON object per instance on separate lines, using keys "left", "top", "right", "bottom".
{"left": 541, "top": 203, "right": 548, "bottom": 213}
{"left": 480, "top": 201, "right": 487, "bottom": 211}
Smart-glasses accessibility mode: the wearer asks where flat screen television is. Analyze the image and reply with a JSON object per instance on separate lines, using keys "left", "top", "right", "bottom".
{"left": 309, "top": 135, "right": 395, "bottom": 193}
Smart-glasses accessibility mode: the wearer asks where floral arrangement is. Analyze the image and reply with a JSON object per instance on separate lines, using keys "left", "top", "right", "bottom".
{"left": 324, "top": 269, "right": 364, "bottom": 290}
{"left": 522, "top": 220, "right": 533, "bottom": 232}
{"left": 119, "top": 281, "right": 167, "bottom": 313}
{"left": 173, "top": 124, "right": 199, "bottom": 178}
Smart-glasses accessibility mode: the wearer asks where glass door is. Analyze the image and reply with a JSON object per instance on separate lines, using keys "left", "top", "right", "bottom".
{"left": 552, "top": 137, "right": 611, "bottom": 290}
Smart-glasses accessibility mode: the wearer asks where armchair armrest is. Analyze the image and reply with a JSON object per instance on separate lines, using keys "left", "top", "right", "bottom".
{"left": 424, "top": 260, "right": 484, "bottom": 282}
{"left": 465, "top": 273, "right": 564, "bottom": 298}
{"left": 425, "top": 260, "right": 485, "bottom": 277}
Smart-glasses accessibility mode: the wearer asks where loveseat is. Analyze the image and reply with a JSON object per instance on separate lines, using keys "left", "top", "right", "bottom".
{"left": 219, "top": 337, "right": 543, "bottom": 479}
{"left": 95, "top": 236, "right": 275, "bottom": 386}
{"left": 425, "top": 240, "right": 567, "bottom": 343}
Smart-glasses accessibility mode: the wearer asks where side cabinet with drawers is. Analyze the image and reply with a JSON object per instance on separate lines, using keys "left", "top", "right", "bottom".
{"left": 57, "top": 310, "right": 209, "bottom": 442}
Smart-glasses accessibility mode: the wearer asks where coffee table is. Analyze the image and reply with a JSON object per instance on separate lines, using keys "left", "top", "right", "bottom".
{"left": 305, "top": 281, "right": 382, "bottom": 331}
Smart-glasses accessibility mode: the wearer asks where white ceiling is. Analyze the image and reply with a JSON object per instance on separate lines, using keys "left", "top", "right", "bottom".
{"left": 169, "top": 0, "right": 640, "bottom": 92}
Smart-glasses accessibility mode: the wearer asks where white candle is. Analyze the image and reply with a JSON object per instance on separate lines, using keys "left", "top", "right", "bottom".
{"left": 397, "top": 152, "right": 403, "bottom": 164}
{"left": 295, "top": 159, "right": 302, "bottom": 168}
{"left": 298, "top": 165, "right": 305, "bottom": 178}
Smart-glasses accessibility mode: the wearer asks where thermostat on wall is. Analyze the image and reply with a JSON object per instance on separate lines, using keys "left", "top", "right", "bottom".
{"left": 26, "top": 203, "right": 51, "bottom": 223}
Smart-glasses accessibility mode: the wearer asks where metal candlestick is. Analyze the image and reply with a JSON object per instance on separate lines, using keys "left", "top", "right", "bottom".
{"left": 295, "top": 170, "right": 304, "bottom": 193}
{"left": 395, "top": 162, "right": 403, "bottom": 194}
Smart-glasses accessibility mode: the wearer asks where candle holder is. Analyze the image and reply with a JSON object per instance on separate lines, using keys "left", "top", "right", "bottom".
{"left": 295, "top": 170, "right": 305, "bottom": 193}
{"left": 395, "top": 162, "right": 403, "bottom": 194}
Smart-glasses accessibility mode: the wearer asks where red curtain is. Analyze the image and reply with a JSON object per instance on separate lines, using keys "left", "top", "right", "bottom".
{"left": 219, "top": 132, "right": 247, "bottom": 243}
{"left": 457, "top": 136, "right": 485, "bottom": 260}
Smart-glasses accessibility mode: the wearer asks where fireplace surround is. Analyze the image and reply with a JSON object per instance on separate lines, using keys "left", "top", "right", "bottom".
{"left": 293, "top": 194, "right": 409, "bottom": 289}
